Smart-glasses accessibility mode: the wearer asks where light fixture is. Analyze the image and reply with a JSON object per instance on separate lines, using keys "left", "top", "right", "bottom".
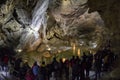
{"left": 47, "top": 47, "right": 51, "bottom": 51}
{"left": 77, "top": 48, "right": 81, "bottom": 57}
{"left": 16, "top": 49, "right": 22, "bottom": 53}
{"left": 62, "top": 58, "right": 66, "bottom": 63}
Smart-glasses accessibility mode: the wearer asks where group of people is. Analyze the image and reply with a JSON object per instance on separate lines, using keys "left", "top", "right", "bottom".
{"left": 14, "top": 53, "right": 94, "bottom": 80}
{"left": 0, "top": 47, "right": 116, "bottom": 80}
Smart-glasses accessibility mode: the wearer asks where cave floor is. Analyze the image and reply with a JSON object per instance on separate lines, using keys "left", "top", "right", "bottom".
{"left": 0, "top": 69, "right": 114, "bottom": 80}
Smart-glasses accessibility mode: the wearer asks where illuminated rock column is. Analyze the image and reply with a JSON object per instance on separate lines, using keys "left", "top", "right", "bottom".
{"left": 72, "top": 43, "right": 76, "bottom": 55}
{"left": 77, "top": 48, "right": 81, "bottom": 57}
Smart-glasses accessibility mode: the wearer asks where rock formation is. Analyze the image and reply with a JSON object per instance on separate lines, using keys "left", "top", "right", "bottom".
{"left": 0, "top": 0, "right": 106, "bottom": 52}
{"left": 0, "top": 0, "right": 119, "bottom": 79}
{"left": 87, "top": 0, "right": 120, "bottom": 79}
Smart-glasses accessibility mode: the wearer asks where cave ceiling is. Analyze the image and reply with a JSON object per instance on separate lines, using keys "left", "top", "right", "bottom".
{"left": 0, "top": 0, "right": 107, "bottom": 52}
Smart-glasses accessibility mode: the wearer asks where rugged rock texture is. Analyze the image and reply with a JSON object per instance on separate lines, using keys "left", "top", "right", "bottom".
{"left": 88, "top": 0, "right": 120, "bottom": 53}
{"left": 0, "top": 0, "right": 119, "bottom": 79}
{"left": 0, "top": 0, "right": 39, "bottom": 50}
{"left": 0, "top": 0, "right": 106, "bottom": 52}
{"left": 87, "top": 0, "right": 120, "bottom": 79}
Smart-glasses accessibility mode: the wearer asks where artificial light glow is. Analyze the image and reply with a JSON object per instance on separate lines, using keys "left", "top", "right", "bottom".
{"left": 73, "top": 43, "right": 76, "bottom": 54}
{"left": 47, "top": 47, "right": 51, "bottom": 51}
{"left": 77, "top": 48, "right": 80, "bottom": 57}
{"left": 46, "top": 44, "right": 51, "bottom": 51}
{"left": 15, "top": 48, "right": 22, "bottom": 53}
{"left": 73, "top": 44, "right": 76, "bottom": 50}
{"left": 62, "top": 58, "right": 66, "bottom": 63}
{"left": 17, "top": 49, "right": 22, "bottom": 52}
{"left": 92, "top": 43, "right": 97, "bottom": 48}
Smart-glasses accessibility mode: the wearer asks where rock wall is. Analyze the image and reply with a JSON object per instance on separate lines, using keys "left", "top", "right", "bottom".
{"left": 87, "top": 0, "right": 120, "bottom": 53}
{"left": 87, "top": 0, "right": 120, "bottom": 79}
{"left": 0, "top": 0, "right": 39, "bottom": 50}
{"left": 0, "top": 0, "right": 105, "bottom": 51}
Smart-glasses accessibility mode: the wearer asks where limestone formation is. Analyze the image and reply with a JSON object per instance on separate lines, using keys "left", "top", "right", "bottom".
{"left": 0, "top": 0, "right": 105, "bottom": 51}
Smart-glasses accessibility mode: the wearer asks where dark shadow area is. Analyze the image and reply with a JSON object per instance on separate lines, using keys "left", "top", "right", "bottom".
{"left": 0, "top": 46, "right": 16, "bottom": 59}
{"left": 0, "top": 0, "right": 7, "bottom": 5}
